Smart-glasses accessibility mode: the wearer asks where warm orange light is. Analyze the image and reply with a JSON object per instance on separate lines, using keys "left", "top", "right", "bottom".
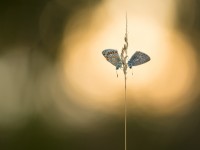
{"left": 60, "top": 0, "right": 198, "bottom": 116}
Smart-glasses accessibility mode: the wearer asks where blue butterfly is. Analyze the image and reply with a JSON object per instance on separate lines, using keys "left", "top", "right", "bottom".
{"left": 128, "top": 51, "right": 150, "bottom": 68}
{"left": 102, "top": 49, "right": 122, "bottom": 70}
{"left": 102, "top": 49, "right": 150, "bottom": 70}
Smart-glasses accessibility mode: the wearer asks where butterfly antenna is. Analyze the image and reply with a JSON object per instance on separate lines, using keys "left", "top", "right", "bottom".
{"left": 116, "top": 70, "right": 118, "bottom": 78}
{"left": 132, "top": 68, "right": 133, "bottom": 76}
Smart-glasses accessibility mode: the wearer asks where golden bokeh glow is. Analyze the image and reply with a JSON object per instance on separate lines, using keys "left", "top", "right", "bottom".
{"left": 60, "top": 0, "right": 198, "bottom": 116}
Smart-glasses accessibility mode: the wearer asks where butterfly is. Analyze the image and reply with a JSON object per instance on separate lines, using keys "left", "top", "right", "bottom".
{"left": 128, "top": 51, "right": 150, "bottom": 68}
{"left": 102, "top": 49, "right": 150, "bottom": 69}
{"left": 102, "top": 49, "right": 122, "bottom": 70}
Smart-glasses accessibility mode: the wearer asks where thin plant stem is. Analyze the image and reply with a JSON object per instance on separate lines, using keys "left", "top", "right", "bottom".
{"left": 121, "top": 12, "right": 128, "bottom": 150}
{"left": 125, "top": 75, "right": 127, "bottom": 150}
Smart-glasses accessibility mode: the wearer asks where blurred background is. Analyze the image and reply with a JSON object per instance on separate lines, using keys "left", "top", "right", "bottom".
{"left": 0, "top": 0, "right": 200, "bottom": 149}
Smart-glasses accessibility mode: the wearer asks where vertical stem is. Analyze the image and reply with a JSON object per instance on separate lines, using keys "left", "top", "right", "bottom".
{"left": 121, "top": 12, "right": 128, "bottom": 150}
{"left": 125, "top": 75, "right": 127, "bottom": 150}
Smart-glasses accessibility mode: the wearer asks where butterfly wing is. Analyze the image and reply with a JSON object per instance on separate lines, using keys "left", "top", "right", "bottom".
{"left": 102, "top": 49, "right": 122, "bottom": 70}
{"left": 128, "top": 51, "right": 150, "bottom": 68}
